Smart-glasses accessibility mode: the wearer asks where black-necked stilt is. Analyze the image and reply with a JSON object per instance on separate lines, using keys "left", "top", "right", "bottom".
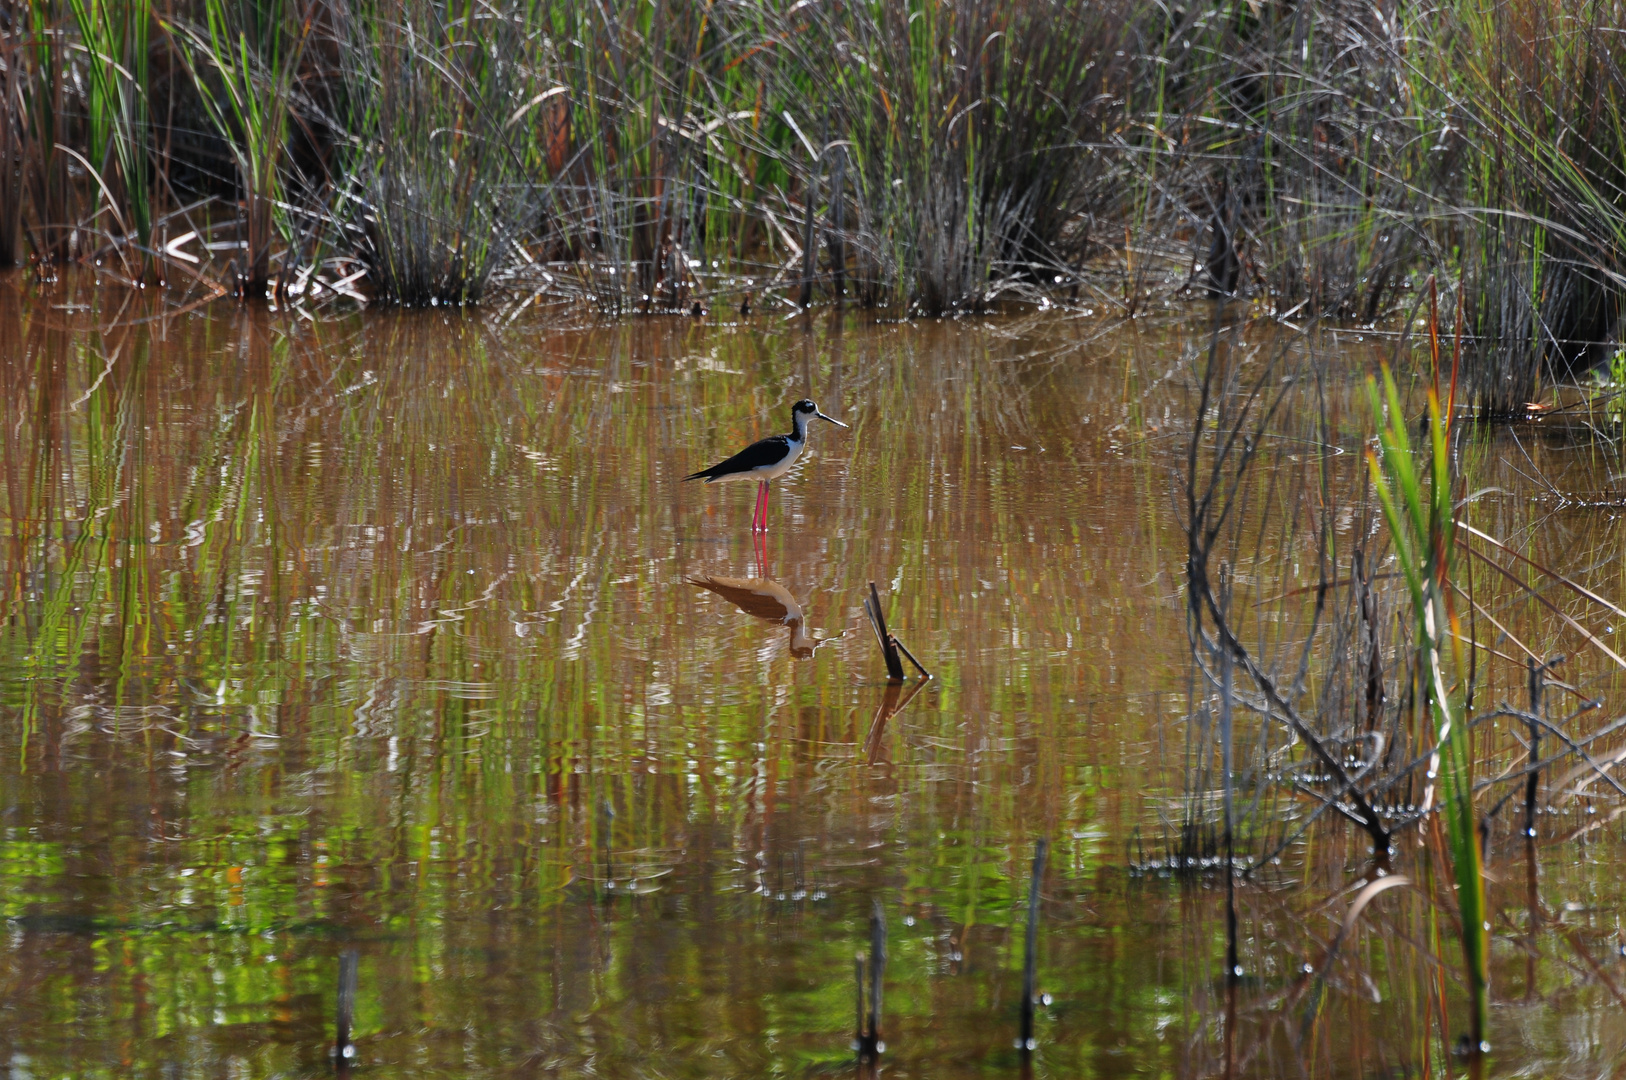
{"left": 684, "top": 399, "right": 848, "bottom": 531}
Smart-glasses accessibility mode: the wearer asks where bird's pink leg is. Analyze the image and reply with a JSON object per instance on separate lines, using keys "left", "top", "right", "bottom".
{"left": 759, "top": 481, "right": 771, "bottom": 532}
{"left": 751, "top": 481, "right": 766, "bottom": 531}
{"left": 753, "top": 525, "right": 769, "bottom": 577}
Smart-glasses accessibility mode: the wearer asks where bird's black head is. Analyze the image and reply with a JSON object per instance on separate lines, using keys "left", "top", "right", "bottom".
{"left": 790, "top": 398, "right": 849, "bottom": 430}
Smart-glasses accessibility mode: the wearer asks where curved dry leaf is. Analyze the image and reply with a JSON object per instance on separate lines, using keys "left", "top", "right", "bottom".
{"left": 1342, "top": 874, "right": 1411, "bottom": 939}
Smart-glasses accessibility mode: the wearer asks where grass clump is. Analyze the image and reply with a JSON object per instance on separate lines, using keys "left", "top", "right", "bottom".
{"left": 1443, "top": 0, "right": 1626, "bottom": 413}
{"left": 168, "top": 0, "right": 311, "bottom": 297}
{"left": 65, "top": 0, "right": 156, "bottom": 280}
{"left": 742, "top": 0, "right": 1137, "bottom": 313}
{"left": 342, "top": 0, "right": 521, "bottom": 306}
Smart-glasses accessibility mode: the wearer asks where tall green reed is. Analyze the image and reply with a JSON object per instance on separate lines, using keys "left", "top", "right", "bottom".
{"left": 20, "top": 0, "right": 74, "bottom": 267}
{"left": 168, "top": 0, "right": 311, "bottom": 298}
{"left": 1430, "top": 0, "right": 1626, "bottom": 411}
{"left": 1, "top": 16, "right": 21, "bottom": 267}
{"left": 65, "top": 0, "right": 155, "bottom": 279}
{"left": 1365, "top": 362, "right": 1489, "bottom": 1053}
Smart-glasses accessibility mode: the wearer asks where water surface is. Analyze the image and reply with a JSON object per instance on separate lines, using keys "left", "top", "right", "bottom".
{"left": 1, "top": 281, "right": 1622, "bottom": 1078}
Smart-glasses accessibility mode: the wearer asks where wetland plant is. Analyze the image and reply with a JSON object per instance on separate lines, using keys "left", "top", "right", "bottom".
{"left": 1444, "top": 0, "right": 1626, "bottom": 414}
{"left": 2, "top": 0, "right": 1626, "bottom": 410}
{"left": 18, "top": 0, "right": 75, "bottom": 267}
{"left": 743, "top": 0, "right": 1137, "bottom": 313}
{"left": 65, "top": 0, "right": 156, "bottom": 279}
{"left": 342, "top": 0, "right": 521, "bottom": 305}
{"left": 1366, "top": 361, "right": 1490, "bottom": 1052}
{"left": 167, "top": 0, "right": 311, "bottom": 298}
{"left": 1171, "top": 300, "right": 1596, "bottom": 1061}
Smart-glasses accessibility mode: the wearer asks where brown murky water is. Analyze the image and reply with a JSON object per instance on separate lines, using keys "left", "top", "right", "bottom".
{"left": 1, "top": 278, "right": 1623, "bottom": 1078}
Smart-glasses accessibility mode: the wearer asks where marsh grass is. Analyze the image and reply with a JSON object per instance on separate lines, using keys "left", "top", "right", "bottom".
{"left": 1427, "top": 0, "right": 1626, "bottom": 411}
{"left": 6, "top": 0, "right": 1626, "bottom": 394}
{"left": 65, "top": 0, "right": 156, "bottom": 279}
{"left": 745, "top": 0, "right": 1137, "bottom": 313}
{"left": 168, "top": 0, "right": 311, "bottom": 297}
{"left": 0, "top": 25, "right": 20, "bottom": 267}
{"left": 342, "top": 0, "right": 522, "bottom": 306}
{"left": 1, "top": 0, "right": 1135, "bottom": 311}
{"left": 19, "top": 0, "right": 76, "bottom": 268}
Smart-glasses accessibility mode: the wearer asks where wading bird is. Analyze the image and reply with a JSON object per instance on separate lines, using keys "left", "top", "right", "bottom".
{"left": 684, "top": 399, "right": 848, "bottom": 531}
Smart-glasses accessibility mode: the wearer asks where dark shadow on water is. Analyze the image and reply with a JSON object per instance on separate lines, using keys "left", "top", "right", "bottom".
{"left": 862, "top": 677, "right": 929, "bottom": 766}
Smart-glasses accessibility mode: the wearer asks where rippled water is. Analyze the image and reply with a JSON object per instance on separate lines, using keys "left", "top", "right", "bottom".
{"left": 1, "top": 279, "right": 1623, "bottom": 1078}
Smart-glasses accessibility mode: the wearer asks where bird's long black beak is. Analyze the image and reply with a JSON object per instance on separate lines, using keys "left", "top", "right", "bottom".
{"left": 816, "top": 411, "right": 849, "bottom": 428}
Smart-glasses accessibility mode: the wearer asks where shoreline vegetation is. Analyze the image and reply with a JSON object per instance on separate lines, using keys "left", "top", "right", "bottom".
{"left": 4, "top": 0, "right": 1626, "bottom": 409}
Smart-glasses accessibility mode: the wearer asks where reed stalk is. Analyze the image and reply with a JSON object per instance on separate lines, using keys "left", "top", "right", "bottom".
{"left": 167, "top": 0, "right": 311, "bottom": 298}
{"left": 0, "top": 17, "right": 22, "bottom": 266}
{"left": 21, "top": 0, "right": 73, "bottom": 266}
{"left": 1365, "top": 362, "right": 1490, "bottom": 1053}
{"left": 65, "top": 0, "right": 155, "bottom": 279}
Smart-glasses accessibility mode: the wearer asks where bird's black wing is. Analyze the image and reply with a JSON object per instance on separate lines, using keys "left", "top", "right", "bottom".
{"left": 683, "top": 434, "right": 792, "bottom": 481}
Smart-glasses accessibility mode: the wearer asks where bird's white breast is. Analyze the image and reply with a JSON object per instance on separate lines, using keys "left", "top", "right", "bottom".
{"left": 757, "top": 437, "right": 806, "bottom": 479}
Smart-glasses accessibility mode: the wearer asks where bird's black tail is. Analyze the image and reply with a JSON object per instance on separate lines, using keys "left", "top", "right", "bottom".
{"left": 682, "top": 468, "right": 714, "bottom": 482}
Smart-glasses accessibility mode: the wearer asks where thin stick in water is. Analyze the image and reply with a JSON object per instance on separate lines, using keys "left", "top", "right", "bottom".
{"left": 799, "top": 127, "right": 821, "bottom": 308}
{"left": 891, "top": 634, "right": 932, "bottom": 679}
{"left": 1525, "top": 656, "right": 1544, "bottom": 838}
{"left": 864, "top": 582, "right": 905, "bottom": 681}
{"left": 334, "top": 948, "right": 359, "bottom": 1067}
{"left": 1018, "top": 839, "right": 1048, "bottom": 1052}
{"left": 599, "top": 795, "right": 615, "bottom": 896}
{"left": 1221, "top": 638, "right": 1239, "bottom": 986}
{"left": 865, "top": 899, "right": 887, "bottom": 1056}
{"left": 854, "top": 952, "right": 866, "bottom": 1050}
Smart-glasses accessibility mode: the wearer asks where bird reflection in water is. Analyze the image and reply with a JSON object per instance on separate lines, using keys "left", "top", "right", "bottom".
{"left": 688, "top": 541, "right": 838, "bottom": 659}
